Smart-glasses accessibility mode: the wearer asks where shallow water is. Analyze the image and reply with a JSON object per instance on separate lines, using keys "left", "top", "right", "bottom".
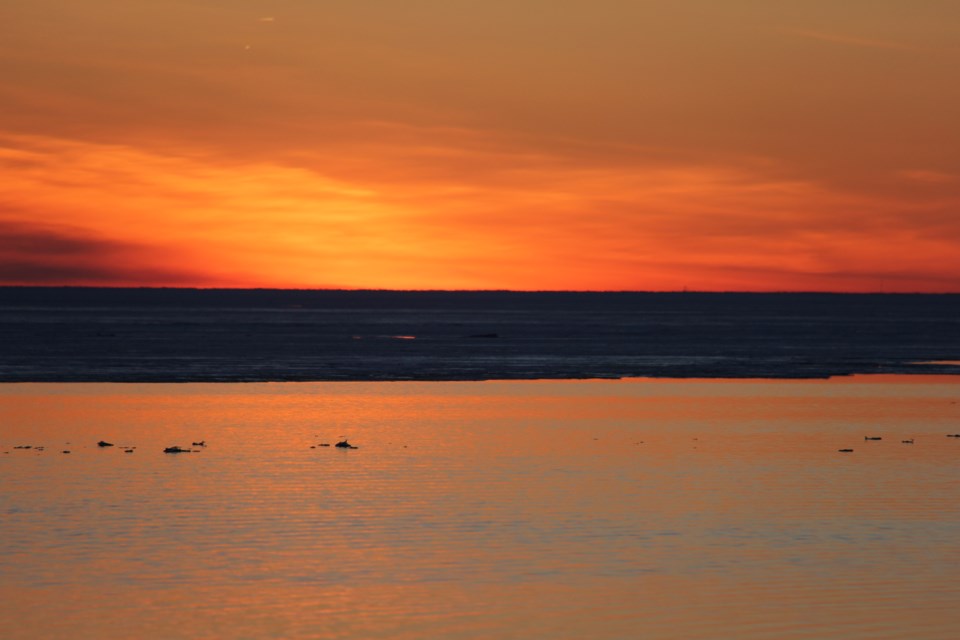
{"left": 2, "top": 377, "right": 960, "bottom": 639}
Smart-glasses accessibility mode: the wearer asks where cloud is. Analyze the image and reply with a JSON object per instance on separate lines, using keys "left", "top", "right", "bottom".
{"left": 0, "top": 219, "right": 205, "bottom": 286}
{"left": 783, "top": 28, "right": 922, "bottom": 53}
{"left": 898, "top": 169, "right": 957, "bottom": 185}
{"left": 3, "top": 0, "right": 958, "bottom": 206}
{"left": 2, "top": 131, "right": 959, "bottom": 291}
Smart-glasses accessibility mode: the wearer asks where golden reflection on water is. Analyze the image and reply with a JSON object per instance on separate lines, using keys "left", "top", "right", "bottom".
{"left": 2, "top": 376, "right": 960, "bottom": 639}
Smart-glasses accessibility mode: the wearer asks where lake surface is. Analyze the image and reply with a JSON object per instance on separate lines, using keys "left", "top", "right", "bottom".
{"left": 2, "top": 376, "right": 960, "bottom": 639}
{"left": 3, "top": 288, "right": 960, "bottom": 381}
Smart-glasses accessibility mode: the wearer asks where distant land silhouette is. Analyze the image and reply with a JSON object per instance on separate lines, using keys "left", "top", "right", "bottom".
{"left": 2, "top": 287, "right": 959, "bottom": 381}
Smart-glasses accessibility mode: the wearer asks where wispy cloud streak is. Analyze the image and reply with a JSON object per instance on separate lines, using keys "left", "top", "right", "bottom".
{"left": 783, "top": 28, "right": 924, "bottom": 53}
{"left": 0, "top": 220, "right": 204, "bottom": 286}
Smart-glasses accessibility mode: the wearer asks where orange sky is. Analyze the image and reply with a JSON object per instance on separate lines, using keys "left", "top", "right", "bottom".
{"left": 2, "top": 1, "right": 959, "bottom": 291}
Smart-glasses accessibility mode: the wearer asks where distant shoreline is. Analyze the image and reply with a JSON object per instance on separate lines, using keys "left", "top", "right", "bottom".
{"left": 0, "top": 373, "right": 840, "bottom": 383}
{"left": 4, "top": 369, "right": 960, "bottom": 384}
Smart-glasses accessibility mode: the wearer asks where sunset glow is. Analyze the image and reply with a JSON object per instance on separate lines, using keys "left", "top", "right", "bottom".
{"left": 3, "top": 1, "right": 959, "bottom": 291}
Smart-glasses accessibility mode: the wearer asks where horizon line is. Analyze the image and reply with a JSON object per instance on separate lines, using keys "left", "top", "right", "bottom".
{"left": 1, "top": 285, "right": 958, "bottom": 295}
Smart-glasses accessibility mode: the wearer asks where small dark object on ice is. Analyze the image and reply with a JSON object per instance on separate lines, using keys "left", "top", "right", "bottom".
{"left": 163, "top": 446, "right": 192, "bottom": 453}
{"left": 902, "top": 439, "right": 914, "bottom": 444}
{"left": 98, "top": 440, "right": 114, "bottom": 447}
{"left": 319, "top": 443, "right": 331, "bottom": 447}
{"left": 335, "top": 440, "right": 358, "bottom": 449}
{"left": 947, "top": 434, "right": 960, "bottom": 438}
{"left": 14, "top": 445, "right": 32, "bottom": 449}
{"left": 838, "top": 449, "right": 854, "bottom": 452}
{"left": 124, "top": 449, "right": 135, "bottom": 453}
{"left": 864, "top": 436, "right": 882, "bottom": 441}
{"left": 192, "top": 441, "right": 206, "bottom": 447}
{"left": 62, "top": 450, "right": 71, "bottom": 454}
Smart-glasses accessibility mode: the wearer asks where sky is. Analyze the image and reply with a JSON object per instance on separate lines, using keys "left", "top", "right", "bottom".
{"left": 2, "top": 0, "right": 959, "bottom": 291}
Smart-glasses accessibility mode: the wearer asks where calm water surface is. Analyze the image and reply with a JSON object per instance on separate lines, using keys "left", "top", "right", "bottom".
{"left": 2, "top": 377, "right": 960, "bottom": 639}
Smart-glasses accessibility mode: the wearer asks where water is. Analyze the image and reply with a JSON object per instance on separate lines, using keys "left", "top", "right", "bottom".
{"left": 2, "top": 376, "right": 960, "bottom": 639}
{"left": 3, "top": 289, "right": 960, "bottom": 381}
